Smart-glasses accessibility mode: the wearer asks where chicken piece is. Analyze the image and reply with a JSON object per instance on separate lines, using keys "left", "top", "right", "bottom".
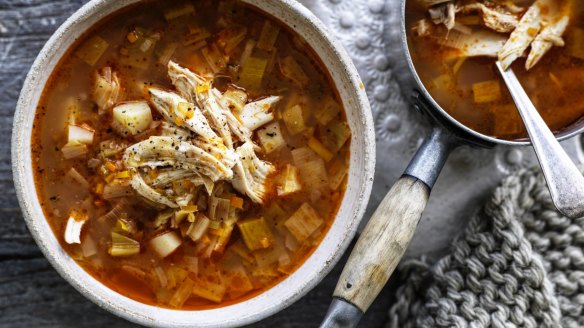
{"left": 428, "top": 2, "right": 456, "bottom": 30}
{"left": 200, "top": 89, "right": 235, "bottom": 149}
{"left": 526, "top": 16, "right": 570, "bottom": 70}
{"left": 148, "top": 87, "right": 218, "bottom": 141}
{"left": 418, "top": 0, "right": 451, "bottom": 7}
{"left": 231, "top": 141, "right": 276, "bottom": 204}
{"left": 499, "top": 0, "right": 571, "bottom": 70}
{"left": 210, "top": 88, "right": 254, "bottom": 145}
{"left": 160, "top": 121, "right": 194, "bottom": 140}
{"left": 458, "top": 3, "right": 519, "bottom": 33}
{"left": 151, "top": 168, "right": 199, "bottom": 187}
{"left": 240, "top": 96, "right": 281, "bottom": 130}
{"left": 412, "top": 19, "right": 434, "bottom": 37}
{"left": 123, "top": 136, "right": 233, "bottom": 181}
{"left": 92, "top": 67, "right": 121, "bottom": 114}
{"left": 131, "top": 174, "right": 178, "bottom": 208}
{"left": 167, "top": 60, "right": 206, "bottom": 105}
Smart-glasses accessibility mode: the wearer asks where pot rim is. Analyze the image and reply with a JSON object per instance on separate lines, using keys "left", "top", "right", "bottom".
{"left": 11, "top": 0, "right": 376, "bottom": 327}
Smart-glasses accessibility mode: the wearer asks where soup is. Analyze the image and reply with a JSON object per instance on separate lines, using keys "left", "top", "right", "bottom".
{"left": 407, "top": 0, "right": 584, "bottom": 140}
{"left": 32, "top": 0, "right": 351, "bottom": 310}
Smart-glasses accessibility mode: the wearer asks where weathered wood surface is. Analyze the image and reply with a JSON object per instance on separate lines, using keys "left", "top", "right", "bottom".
{"left": 0, "top": 1, "right": 395, "bottom": 327}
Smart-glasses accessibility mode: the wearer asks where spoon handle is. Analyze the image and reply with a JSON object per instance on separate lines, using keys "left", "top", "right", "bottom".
{"left": 496, "top": 62, "right": 584, "bottom": 218}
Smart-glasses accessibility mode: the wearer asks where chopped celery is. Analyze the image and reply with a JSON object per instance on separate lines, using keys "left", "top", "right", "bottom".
{"left": 221, "top": 88, "right": 248, "bottom": 112}
{"left": 99, "top": 140, "right": 128, "bottom": 157}
{"left": 158, "top": 42, "right": 179, "bottom": 65}
{"left": 253, "top": 240, "right": 286, "bottom": 268}
{"left": 308, "top": 137, "right": 334, "bottom": 162}
{"left": 208, "top": 196, "right": 231, "bottom": 222}
{"left": 109, "top": 232, "right": 140, "bottom": 257}
{"left": 64, "top": 211, "right": 88, "bottom": 244}
{"left": 291, "top": 147, "right": 320, "bottom": 164}
{"left": 217, "top": 26, "right": 247, "bottom": 54}
{"left": 239, "top": 40, "right": 256, "bottom": 67}
{"left": 257, "top": 21, "right": 280, "bottom": 51}
{"left": 473, "top": 80, "right": 502, "bottom": 103}
{"left": 321, "top": 120, "right": 351, "bottom": 152}
{"left": 61, "top": 141, "right": 88, "bottom": 160}
{"left": 76, "top": 36, "right": 109, "bottom": 66}
{"left": 112, "top": 101, "right": 153, "bottom": 137}
{"left": 154, "top": 210, "right": 174, "bottom": 228}
{"left": 66, "top": 167, "right": 89, "bottom": 189}
{"left": 169, "top": 277, "right": 195, "bottom": 308}
{"left": 452, "top": 57, "right": 467, "bottom": 75}
{"left": 184, "top": 256, "right": 199, "bottom": 275}
{"left": 150, "top": 231, "right": 182, "bottom": 258}
{"left": 280, "top": 56, "right": 309, "bottom": 86}
{"left": 238, "top": 217, "right": 274, "bottom": 251}
{"left": 153, "top": 266, "right": 168, "bottom": 288}
{"left": 184, "top": 27, "right": 211, "bottom": 46}
{"left": 284, "top": 203, "right": 323, "bottom": 242}
{"left": 239, "top": 56, "right": 268, "bottom": 88}
{"left": 186, "top": 213, "right": 210, "bottom": 241}
{"left": 225, "top": 265, "right": 254, "bottom": 297}
{"left": 328, "top": 158, "right": 349, "bottom": 190}
{"left": 282, "top": 104, "right": 305, "bottom": 135}
{"left": 314, "top": 97, "right": 340, "bottom": 126}
{"left": 230, "top": 241, "right": 256, "bottom": 264}
{"left": 166, "top": 266, "right": 188, "bottom": 290}
{"left": 68, "top": 125, "right": 94, "bottom": 144}
{"left": 201, "top": 44, "right": 227, "bottom": 73}
{"left": 103, "top": 181, "right": 132, "bottom": 199}
{"left": 277, "top": 164, "right": 302, "bottom": 196}
{"left": 164, "top": 3, "right": 195, "bottom": 21}
{"left": 257, "top": 121, "right": 285, "bottom": 154}
{"left": 192, "top": 278, "right": 226, "bottom": 303}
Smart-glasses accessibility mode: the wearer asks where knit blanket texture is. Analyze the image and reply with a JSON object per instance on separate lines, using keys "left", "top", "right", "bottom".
{"left": 388, "top": 167, "right": 584, "bottom": 328}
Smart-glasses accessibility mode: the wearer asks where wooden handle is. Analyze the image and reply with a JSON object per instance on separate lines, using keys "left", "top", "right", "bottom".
{"left": 333, "top": 175, "right": 430, "bottom": 312}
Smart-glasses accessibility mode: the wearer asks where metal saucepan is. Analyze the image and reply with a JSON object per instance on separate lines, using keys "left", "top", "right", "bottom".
{"left": 320, "top": 0, "right": 584, "bottom": 327}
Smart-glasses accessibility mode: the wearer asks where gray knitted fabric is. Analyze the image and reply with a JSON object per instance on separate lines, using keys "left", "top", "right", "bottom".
{"left": 387, "top": 167, "right": 584, "bottom": 328}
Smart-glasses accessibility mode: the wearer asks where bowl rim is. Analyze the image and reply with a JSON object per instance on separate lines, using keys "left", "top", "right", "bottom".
{"left": 11, "top": 0, "right": 376, "bottom": 327}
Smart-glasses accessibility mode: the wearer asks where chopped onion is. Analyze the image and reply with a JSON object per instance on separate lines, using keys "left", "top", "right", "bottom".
{"left": 68, "top": 125, "right": 94, "bottom": 144}
{"left": 66, "top": 167, "right": 90, "bottom": 189}
{"left": 169, "top": 277, "right": 195, "bottom": 308}
{"left": 81, "top": 235, "right": 97, "bottom": 257}
{"left": 186, "top": 214, "right": 210, "bottom": 242}
{"left": 61, "top": 141, "right": 88, "bottom": 160}
{"left": 150, "top": 231, "right": 182, "bottom": 258}
{"left": 64, "top": 211, "right": 88, "bottom": 244}
{"left": 154, "top": 266, "right": 168, "bottom": 288}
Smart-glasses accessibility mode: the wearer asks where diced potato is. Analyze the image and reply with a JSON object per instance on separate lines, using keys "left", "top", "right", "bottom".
{"left": 150, "top": 231, "right": 182, "bottom": 258}
{"left": 473, "top": 80, "right": 502, "bottom": 104}
{"left": 257, "top": 21, "right": 280, "bottom": 51}
{"left": 76, "top": 36, "right": 109, "bottom": 66}
{"left": 282, "top": 104, "right": 305, "bottom": 135}
{"left": 284, "top": 203, "right": 323, "bottom": 242}
{"left": 308, "top": 137, "right": 334, "bottom": 162}
{"left": 566, "top": 27, "right": 584, "bottom": 60}
{"left": 164, "top": 3, "right": 195, "bottom": 21}
{"left": 257, "top": 121, "right": 285, "bottom": 154}
{"left": 238, "top": 217, "right": 274, "bottom": 251}
{"left": 277, "top": 164, "right": 302, "bottom": 196}
{"left": 68, "top": 125, "right": 94, "bottom": 144}
{"left": 280, "top": 56, "right": 309, "bottom": 86}
{"left": 111, "top": 101, "right": 153, "bottom": 136}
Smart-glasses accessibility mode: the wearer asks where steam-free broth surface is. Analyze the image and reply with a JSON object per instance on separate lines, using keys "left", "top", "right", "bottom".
{"left": 407, "top": 0, "right": 584, "bottom": 140}
{"left": 32, "top": 0, "right": 351, "bottom": 309}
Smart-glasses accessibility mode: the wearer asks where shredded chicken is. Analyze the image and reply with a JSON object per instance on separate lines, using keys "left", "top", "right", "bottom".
{"left": 167, "top": 60, "right": 207, "bottom": 104}
{"left": 131, "top": 174, "right": 178, "bottom": 208}
{"left": 499, "top": 0, "right": 572, "bottom": 70}
{"left": 123, "top": 136, "right": 233, "bottom": 182}
{"left": 240, "top": 96, "right": 281, "bottom": 130}
{"left": 231, "top": 141, "right": 276, "bottom": 204}
{"left": 458, "top": 3, "right": 519, "bottom": 33}
{"left": 148, "top": 87, "right": 218, "bottom": 141}
{"left": 92, "top": 67, "right": 121, "bottom": 114}
{"left": 429, "top": 2, "right": 456, "bottom": 30}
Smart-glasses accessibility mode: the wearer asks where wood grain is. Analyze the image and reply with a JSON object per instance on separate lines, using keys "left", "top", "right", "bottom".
{"left": 334, "top": 176, "right": 429, "bottom": 312}
{"left": 0, "top": 1, "right": 394, "bottom": 327}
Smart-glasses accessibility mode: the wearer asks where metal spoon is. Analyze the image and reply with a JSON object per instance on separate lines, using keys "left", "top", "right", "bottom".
{"left": 496, "top": 61, "right": 584, "bottom": 218}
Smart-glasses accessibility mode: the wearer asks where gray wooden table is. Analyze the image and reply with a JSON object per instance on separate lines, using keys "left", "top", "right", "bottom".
{"left": 0, "top": 1, "right": 395, "bottom": 326}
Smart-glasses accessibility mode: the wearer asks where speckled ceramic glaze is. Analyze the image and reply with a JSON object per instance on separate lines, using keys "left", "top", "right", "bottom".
{"left": 10, "top": 0, "right": 375, "bottom": 326}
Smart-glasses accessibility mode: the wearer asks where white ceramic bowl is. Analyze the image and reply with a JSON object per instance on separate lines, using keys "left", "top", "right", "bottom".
{"left": 11, "top": 0, "right": 375, "bottom": 326}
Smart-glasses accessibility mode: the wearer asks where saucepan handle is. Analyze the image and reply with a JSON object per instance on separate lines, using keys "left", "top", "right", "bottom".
{"left": 320, "top": 128, "right": 457, "bottom": 328}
